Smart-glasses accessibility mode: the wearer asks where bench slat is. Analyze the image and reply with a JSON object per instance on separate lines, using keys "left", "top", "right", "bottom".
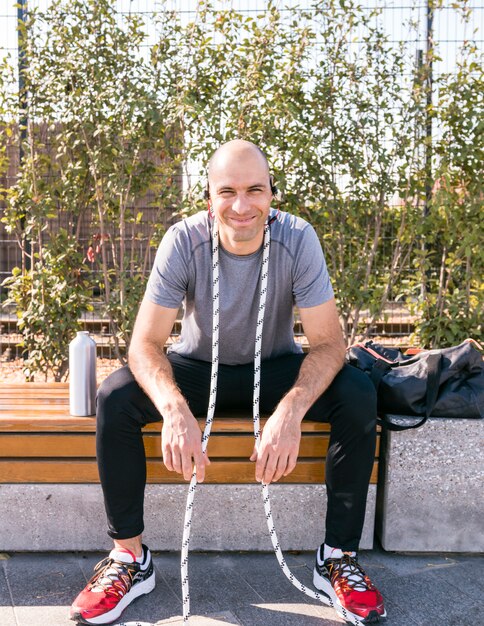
{"left": 0, "top": 433, "right": 379, "bottom": 458}
{"left": 0, "top": 383, "right": 71, "bottom": 391}
{"left": 0, "top": 416, "right": 98, "bottom": 432}
{"left": 0, "top": 459, "right": 379, "bottom": 484}
{"left": 0, "top": 415, "right": 331, "bottom": 433}
{"left": 0, "top": 433, "right": 355, "bottom": 458}
{"left": 0, "top": 399, "right": 70, "bottom": 406}
{"left": 0, "top": 391, "right": 71, "bottom": 399}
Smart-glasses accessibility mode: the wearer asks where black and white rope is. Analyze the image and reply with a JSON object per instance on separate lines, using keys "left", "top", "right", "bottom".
{"left": 181, "top": 222, "right": 220, "bottom": 623}
{"left": 181, "top": 217, "right": 362, "bottom": 626}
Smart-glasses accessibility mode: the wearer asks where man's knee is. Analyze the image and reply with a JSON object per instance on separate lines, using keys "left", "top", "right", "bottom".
{"left": 335, "top": 364, "right": 377, "bottom": 401}
{"left": 329, "top": 365, "right": 377, "bottom": 433}
{"left": 98, "top": 366, "right": 129, "bottom": 407}
{"left": 96, "top": 366, "right": 140, "bottom": 429}
{"left": 97, "top": 365, "right": 161, "bottom": 433}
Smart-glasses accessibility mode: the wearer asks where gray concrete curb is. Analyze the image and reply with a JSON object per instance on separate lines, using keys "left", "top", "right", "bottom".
{"left": 376, "top": 418, "right": 484, "bottom": 552}
{"left": 0, "top": 483, "right": 376, "bottom": 551}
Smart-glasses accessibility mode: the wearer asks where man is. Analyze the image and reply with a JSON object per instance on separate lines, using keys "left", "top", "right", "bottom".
{"left": 70, "top": 139, "right": 385, "bottom": 625}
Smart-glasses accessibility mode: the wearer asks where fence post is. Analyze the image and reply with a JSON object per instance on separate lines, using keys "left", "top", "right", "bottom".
{"left": 17, "top": 0, "right": 30, "bottom": 273}
{"left": 423, "top": 0, "right": 434, "bottom": 299}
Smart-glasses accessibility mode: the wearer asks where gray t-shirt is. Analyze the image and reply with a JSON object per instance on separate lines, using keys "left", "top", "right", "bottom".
{"left": 145, "top": 210, "right": 334, "bottom": 365}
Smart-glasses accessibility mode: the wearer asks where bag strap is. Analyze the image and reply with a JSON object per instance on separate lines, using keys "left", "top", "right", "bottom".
{"left": 383, "top": 352, "right": 443, "bottom": 431}
{"left": 370, "top": 358, "right": 392, "bottom": 390}
{"left": 425, "top": 353, "right": 442, "bottom": 416}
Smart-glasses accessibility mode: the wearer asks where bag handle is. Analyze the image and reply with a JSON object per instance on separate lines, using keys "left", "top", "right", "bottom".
{"left": 370, "top": 358, "right": 392, "bottom": 389}
{"left": 424, "top": 353, "right": 442, "bottom": 416}
{"left": 376, "top": 352, "right": 442, "bottom": 431}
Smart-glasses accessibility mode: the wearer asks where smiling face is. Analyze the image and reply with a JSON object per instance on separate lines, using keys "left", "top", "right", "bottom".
{"left": 208, "top": 141, "right": 273, "bottom": 255}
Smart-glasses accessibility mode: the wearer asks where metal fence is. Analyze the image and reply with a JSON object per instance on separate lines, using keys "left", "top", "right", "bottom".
{"left": 0, "top": 1, "right": 482, "bottom": 377}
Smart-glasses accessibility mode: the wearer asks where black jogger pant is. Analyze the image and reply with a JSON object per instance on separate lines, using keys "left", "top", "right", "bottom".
{"left": 96, "top": 352, "right": 377, "bottom": 552}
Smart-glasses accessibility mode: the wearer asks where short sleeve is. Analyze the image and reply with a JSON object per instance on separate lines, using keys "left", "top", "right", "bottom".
{"left": 145, "top": 225, "right": 189, "bottom": 308}
{"left": 293, "top": 224, "right": 334, "bottom": 308}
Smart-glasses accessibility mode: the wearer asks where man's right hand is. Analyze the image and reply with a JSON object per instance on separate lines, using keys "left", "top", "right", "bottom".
{"left": 161, "top": 413, "right": 210, "bottom": 483}
{"left": 128, "top": 298, "right": 211, "bottom": 484}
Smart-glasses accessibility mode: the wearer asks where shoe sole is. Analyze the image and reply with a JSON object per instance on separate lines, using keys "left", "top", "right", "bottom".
{"left": 313, "top": 567, "right": 386, "bottom": 624}
{"left": 71, "top": 569, "right": 156, "bottom": 625}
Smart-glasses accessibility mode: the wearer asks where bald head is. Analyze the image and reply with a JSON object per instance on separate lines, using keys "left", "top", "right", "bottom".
{"left": 207, "top": 140, "right": 270, "bottom": 183}
{"left": 205, "top": 140, "right": 274, "bottom": 255}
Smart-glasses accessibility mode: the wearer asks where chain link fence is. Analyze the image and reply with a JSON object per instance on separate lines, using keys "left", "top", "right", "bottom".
{"left": 0, "top": 1, "right": 482, "bottom": 380}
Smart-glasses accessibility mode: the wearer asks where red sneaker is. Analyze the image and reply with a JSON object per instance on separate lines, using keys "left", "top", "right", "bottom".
{"left": 313, "top": 547, "right": 386, "bottom": 623}
{"left": 70, "top": 545, "right": 155, "bottom": 624}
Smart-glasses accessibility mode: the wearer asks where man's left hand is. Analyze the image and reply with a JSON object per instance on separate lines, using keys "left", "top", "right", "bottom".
{"left": 250, "top": 408, "right": 302, "bottom": 484}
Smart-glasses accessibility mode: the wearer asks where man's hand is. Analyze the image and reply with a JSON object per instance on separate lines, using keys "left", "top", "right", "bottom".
{"left": 250, "top": 408, "right": 302, "bottom": 484}
{"left": 248, "top": 299, "right": 345, "bottom": 485}
{"left": 128, "top": 298, "right": 211, "bottom": 484}
{"left": 161, "top": 413, "right": 210, "bottom": 483}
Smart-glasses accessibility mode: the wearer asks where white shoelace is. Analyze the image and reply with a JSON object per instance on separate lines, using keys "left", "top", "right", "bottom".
{"left": 180, "top": 217, "right": 363, "bottom": 625}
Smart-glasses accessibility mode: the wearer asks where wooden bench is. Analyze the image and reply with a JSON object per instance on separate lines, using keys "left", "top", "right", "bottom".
{"left": 0, "top": 383, "right": 379, "bottom": 484}
{"left": 0, "top": 382, "right": 380, "bottom": 551}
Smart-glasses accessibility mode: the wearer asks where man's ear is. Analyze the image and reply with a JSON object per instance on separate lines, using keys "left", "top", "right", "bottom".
{"left": 270, "top": 176, "right": 278, "bottom": 196}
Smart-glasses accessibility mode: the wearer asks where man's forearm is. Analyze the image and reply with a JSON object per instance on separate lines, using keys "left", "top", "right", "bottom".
{"left": 129, "top": 339, "right": 209, "bottom": 481}
{"left": 278, "top": 341, "right": 345, "bottom": 421}
{"left": 253, "top": 340, "right": 345, "bottom": 484}
{"left": 128, "top": 341, "right": 191, "bottom": 420}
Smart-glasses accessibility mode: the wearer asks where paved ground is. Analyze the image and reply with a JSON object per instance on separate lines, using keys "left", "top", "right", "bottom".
{"left": 0, "top": 545, "right": 482, "bottom": 626}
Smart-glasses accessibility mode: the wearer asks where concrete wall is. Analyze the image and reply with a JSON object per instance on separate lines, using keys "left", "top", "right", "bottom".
{"left": 0, "top": 483, "right": 376, "bottom": 552}
{"left": 376, "top": 418, "right": 484, "bottom": 552}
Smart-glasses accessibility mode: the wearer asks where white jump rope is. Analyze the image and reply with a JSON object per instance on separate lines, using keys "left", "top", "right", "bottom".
{"left": 177, "top": 217, "right": 363, "bottom": 626}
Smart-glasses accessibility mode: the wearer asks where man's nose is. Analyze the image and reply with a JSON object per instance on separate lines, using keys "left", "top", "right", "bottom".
{"left": 232, "top": 193, "right": 250, "bottom": 213}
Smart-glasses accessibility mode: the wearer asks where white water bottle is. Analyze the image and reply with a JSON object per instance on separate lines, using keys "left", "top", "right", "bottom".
{"left": 69, "top": 331, "right": 97, "bottom": 416}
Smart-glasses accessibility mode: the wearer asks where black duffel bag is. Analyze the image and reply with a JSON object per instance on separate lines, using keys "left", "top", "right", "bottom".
{"left": 346, "top": 338, "right": 484, "bottom": 431}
